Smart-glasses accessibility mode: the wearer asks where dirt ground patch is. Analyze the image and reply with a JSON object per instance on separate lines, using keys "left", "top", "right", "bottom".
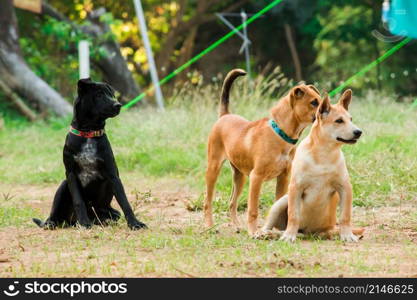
{"left": 0, "top": 183, "right": 416, "bottom": 277}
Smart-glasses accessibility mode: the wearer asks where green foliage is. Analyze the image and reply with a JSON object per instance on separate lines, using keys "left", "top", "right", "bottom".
{"left": 40, "top": 17, "right": 114, "bottom": 61}
{"left": 311, "top": 1, "right": 417, "bottom": 95}
{"left": 17, "top": 12, "right": 81, "bottom": 99}
{"left": 313, "top": 6, "right": 376, "bottom": 91}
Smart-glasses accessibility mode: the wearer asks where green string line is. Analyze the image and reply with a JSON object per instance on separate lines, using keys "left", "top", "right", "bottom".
{"left": 122, "top": 0, "right": 284, "bottom": 110}
{"left": 329, "top": 37, "right": 412, "bottom": 97}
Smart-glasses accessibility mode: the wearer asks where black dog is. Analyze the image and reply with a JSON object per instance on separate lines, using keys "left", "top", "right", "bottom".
{"left": 33, "top": 78, "right": 147, "bottom": 230}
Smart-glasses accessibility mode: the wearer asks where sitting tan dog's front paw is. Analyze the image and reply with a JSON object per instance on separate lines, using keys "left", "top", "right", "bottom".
{"left": 253, "top": 229, "right": 280, "bottom": 240}
{"left": 340, "top": 227, "right": 359, "bottom": 243}
{"left": 340, "top": 232, "right": 359, "bottom": 243}
{"left": 280, "top": 230, "right": 297, "bottom": 243}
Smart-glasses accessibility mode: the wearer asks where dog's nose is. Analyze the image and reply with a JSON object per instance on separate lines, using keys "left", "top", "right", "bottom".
{"left": 113, "top": 102, "right": 122, "bottom": 109}
{"left": 353, "top": 129, "right": 362, "bottom": 138}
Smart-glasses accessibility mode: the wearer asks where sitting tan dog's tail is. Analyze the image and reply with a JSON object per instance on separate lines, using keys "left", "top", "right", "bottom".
{"left": 219, "top": 69, "right": 247, "bottom": 117}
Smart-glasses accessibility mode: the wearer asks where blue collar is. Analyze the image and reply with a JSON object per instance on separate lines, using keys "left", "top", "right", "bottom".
{"left": 269, "top": 119, "right": 298, "bottom": 145}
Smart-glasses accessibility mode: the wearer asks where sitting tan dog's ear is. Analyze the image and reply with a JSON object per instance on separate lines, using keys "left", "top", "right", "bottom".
{"left": 317, "top": 93, "right": 331, "bottom": 118}
{"left": 338, "top": 89, "right": 352, "bottom": 111}
{"left": 290, "top": 85, "right": 306, "bottom": 107}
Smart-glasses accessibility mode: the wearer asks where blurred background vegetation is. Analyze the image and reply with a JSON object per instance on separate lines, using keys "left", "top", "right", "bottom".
{"left": 1, "top": 0, "right": 416, "bottom": 122}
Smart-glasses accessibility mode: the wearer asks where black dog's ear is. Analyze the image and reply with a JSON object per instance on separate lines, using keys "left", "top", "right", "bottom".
{"left": 77, "top": 78, "right": 93, "bottom": 94}
{"left": 104, "top": 82, "right": 116, "bottom": 96}
{"left": 71, "top": 97, "right": 82, "bottom": 124}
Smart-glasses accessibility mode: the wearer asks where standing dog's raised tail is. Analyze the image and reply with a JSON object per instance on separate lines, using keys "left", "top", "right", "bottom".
{"left": 219, "top": 69, "right": 247, "bottom": 117}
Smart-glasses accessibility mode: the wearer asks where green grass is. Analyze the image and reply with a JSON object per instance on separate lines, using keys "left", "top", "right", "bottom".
{"left": 0, "top": 207, "right": 38, "bottom": 227}
{"left": 0, "top": 78, "right": 417, "bottom": 277}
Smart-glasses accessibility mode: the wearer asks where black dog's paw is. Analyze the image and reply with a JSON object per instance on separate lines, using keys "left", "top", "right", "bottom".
{"left": 43, "top": 220, "right": 57, "bottom": 230}
{"left": 128, "top": 220, "right": 147, "bottom": 230}
{"left": 33, "top": 218, "right": 57, "bottom": 230}
{"left": 78, "top": 221, "right": 93, "bottom": 229}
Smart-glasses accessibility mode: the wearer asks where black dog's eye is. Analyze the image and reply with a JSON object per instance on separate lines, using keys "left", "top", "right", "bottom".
{"left": 335, "top": 118, "right": 344, "bottom": 124}
{"left": 95, "top": 91, "right": 105, "bottom": 100}
{"left": 310, "top": 99, "right": 319, "bottom": 107}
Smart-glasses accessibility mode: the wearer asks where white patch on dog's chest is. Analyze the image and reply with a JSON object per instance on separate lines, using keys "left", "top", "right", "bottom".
{"left": 74, "top": 140, "right": 102, "bottom": 187}
{"left": 295, "top": 154, "right": 345, "bottom": 206}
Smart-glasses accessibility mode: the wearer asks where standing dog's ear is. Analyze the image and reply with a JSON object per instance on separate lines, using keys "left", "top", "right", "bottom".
{"left": 290, "top": 85, "right": 306, "bottom": 107}
{"left": 77, "top": 78, "right": 93, "bottom": 95}
{"left": 338, "top": 89, "right": 352, "bottom": 111}
{"left": 308, "top": 84, "right": 321, "bottom": 95}
{"left": 293, "top": 86, "right": 305, "bottom": 98}
{"left": 317, "top": 93, "right": 331, "bottom": 118}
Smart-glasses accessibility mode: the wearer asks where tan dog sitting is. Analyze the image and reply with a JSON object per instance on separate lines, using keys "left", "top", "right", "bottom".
{"left": 260, "top": 90, "right": 365, "bottom": 242}
{"left": 204, "top": 69, "right": 322, "bottom": 236}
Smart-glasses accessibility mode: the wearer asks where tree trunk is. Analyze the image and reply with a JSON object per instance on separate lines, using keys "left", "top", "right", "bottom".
{"left": 0, "top": 78, "right": 37, "bottom": 121}
{"left": 0, "top": 0, "right": 72, "bottom": 117}
{"left": 284, "top": 23, "right": 303, "bottom": 82}
{"left": 176, "top": 27, "right": 198, "bottom": 81}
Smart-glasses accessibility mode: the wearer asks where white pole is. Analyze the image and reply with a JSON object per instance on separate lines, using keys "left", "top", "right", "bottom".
{"left": 133, "top": 0, "right": 164, "bottom": 110}
{"left": 241, "top": 10, "right": 251, "bottom": 79}
{"left": 78, "top": 40, "right": 90, "bottom": 79}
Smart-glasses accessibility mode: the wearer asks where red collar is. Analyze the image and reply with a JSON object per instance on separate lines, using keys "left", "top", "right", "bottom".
{"left": 69, "top": 126, "right": 105, "bottom": 138}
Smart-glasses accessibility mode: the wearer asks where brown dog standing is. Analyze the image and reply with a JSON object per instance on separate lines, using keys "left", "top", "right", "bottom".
{"left": 204, "top": 69, "right": 322, "bottom": 236}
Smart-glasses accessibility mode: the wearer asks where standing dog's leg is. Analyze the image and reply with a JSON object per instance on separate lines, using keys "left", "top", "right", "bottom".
{"left": 204, "top": 156, "right": 224, "bottom": 228}
{"left": 247, "top": 172, "right": 264, "bottom": 236}
{"left": 337, "top": 182, "right": 358, "bottom": 242}
{"left": 67, "top": 173, "right": 92, "bottom": 228}
{"left": 275, "top": 171, "right": 289, "bottom": 202}
{"left": 280, "top": 184, "right": 303, "bottom": 242}
{"left": 110, "top": 176, "right": 147, "bottom": 230}
{"left": 229, "top": 164, "right": 246, "bottom": 231}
